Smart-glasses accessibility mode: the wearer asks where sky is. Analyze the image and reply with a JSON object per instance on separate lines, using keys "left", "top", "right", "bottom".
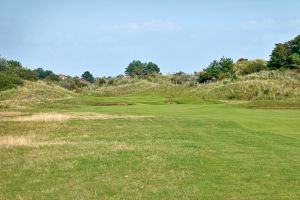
{"left": 0, "top": 0, "right": 300, "bottom": 76}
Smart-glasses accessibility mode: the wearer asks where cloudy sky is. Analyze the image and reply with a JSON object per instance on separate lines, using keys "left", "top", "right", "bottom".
{"left": 0, "top": 0, "right": 300, "bottom": 76}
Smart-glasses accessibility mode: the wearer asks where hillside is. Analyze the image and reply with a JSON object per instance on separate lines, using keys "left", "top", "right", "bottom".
{"left": 87, "top": 70, "right": 300, "bottom": 103}
{"left": 1, "top": 70, "right": 299, "bottom": 109}
{"left": 0, "top": 81, "right": 75, "bottom": 109}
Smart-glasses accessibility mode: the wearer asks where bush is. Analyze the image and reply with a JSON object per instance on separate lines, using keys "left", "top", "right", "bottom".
{"left": 73, "top": 77, "right": 87, "bottom": 88}
{"left": 0, "top": 72, "right": 23, "bottom": 91}
{"left": 34, "top": 68, "right": 55, "bottom": 79}
{"left": 97, "top": 77, "right": 106, "bottom": 86}
{"left": 45, "top": 73, "right": 60, "bottom": 82}
{"left": 15, "top": 68, "right": 38, "bottom": 81}
{"left": 234, "top": 59, "right": 267, "bottom": 75}
{"left": 58, "top": 79, "right": 77, "bottom": 90}
{"left": 198, "top": 57, "right": 234, "bottom": 83}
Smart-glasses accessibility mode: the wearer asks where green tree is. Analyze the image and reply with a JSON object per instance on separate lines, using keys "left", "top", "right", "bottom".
{"left": 198, "top": 57, "right": 234, "bottom": 83}
{"left": 81, "top": 71, "right": 95, "bottom": 83}
{"left": 268, "top": 34, "right": 300, "bottom": 69}
{"left": 125, "top": 60, "right": 160, "bottom": 78}
{"left": 145, "top": 62, "right": 160, "bottom": 75}
{"left": 34, "top": 68, "right": 54, "bottom": 79}
{"left": 289, "top": 53, "right": 300, "bottom": 69}
{"left": 125, "top": 60, "right": 145, "bottom": 77}
{"left": 268, "top": 43, "right": 291, "bottom": 69}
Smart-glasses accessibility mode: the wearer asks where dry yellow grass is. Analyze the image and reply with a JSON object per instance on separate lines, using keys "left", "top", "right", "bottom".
{"left": 0, "top": 135, "right": 77, "bottom": 148}
{"left": 0, "top": 111, "right": 24, "bottom": 117}
{"left": 0, "top": 135, "right": 34, "bottom": 147}
{"left": 0, "top": 111, "right": 154, "bottom": 122}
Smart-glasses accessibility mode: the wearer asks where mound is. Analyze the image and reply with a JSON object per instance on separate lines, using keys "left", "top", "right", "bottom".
{"left": 90, "top": 70, "right": 300, "bottom": 102}
{"left": 0, "top": 81, "right": 75, "bottom": 108}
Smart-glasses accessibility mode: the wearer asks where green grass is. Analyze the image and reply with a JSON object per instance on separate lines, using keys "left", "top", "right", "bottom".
{"left": 1, "top": 91, "right": 300, "bottom": 199}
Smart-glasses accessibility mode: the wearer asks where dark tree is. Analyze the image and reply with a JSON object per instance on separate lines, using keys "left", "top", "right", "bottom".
{"left": 198, "top": 57, "right": 234, "bottom": 83}
{"left": 34, "top": 68, "right": 55, "bottom": 79}
{"left": 268, "top": 34, "right": 300, "bottom": 69}
{"left": 125, "top": 60, "right": 145, "bottom": 77}
{"left": 268, "top": 43, "right": 291, "bottom": 69}
{"left": 125, "top": 60, "right": 160, "bottom": 78}
{"left": 144, "top": 62, "right": 160, "bottom": 75}
{"left": 81, "top": 71, "right": 95, "bottom": 83}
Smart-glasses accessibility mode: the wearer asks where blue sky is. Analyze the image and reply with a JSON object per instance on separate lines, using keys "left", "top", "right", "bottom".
{"left": 0, "top": 0, "right": 300, "bottom": 76}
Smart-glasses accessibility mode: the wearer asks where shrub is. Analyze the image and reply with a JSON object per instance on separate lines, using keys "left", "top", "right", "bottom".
{"left": 0, "top": 72, "right": 23, "bottom": 91}
{"left": 234, "top": 59, "right": 268, "bottom": 75}
{"left": 34, "top": 68, "right": 55, "bottom": 79}
{"left": 58, "top": 79, "right": 77, "bottom": 90}
{"left": 97, "top": 77, "right": 106, "bottom": 86}
{"left": 15, "top": 68, "right": 38, "bottom": 81}
{"left": 198, "top": 57, "right": 234, "bottom": 83}
{"left": 45, "top": 73, "right": 60, "bottom": 82}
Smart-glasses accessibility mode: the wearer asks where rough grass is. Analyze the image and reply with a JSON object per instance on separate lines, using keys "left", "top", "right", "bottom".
{"left": 0, "top": 93, "right": 300, "bottom": 199}
{"left": 0, "top": 135, "right": 34, "bottom": 147}
{"left": 0, "top": 111, "right": 153, "bottom": 122}
{"left": 90, "top": 70, "right": 300, "bottom": 102}
{"left": 0, "top": 81, "right": 75, "bottom": 109}
{"left": 0, "top": 70, "right": 300, "bottom": 199}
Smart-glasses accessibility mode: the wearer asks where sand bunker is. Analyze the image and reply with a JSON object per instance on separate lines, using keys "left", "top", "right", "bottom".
{"left": 0, "top": 112, "right": 153, "bottom": 122}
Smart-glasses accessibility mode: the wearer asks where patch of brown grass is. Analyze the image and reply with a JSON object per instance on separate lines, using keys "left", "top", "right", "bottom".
{"left": 0, "top": 111, "right": 24, "bottom": 117}
{"left": 0, "top": 135, "right": 34, "bottom": 147}
{"left": 0, "top": 112, "right": 154, "bottom": 122}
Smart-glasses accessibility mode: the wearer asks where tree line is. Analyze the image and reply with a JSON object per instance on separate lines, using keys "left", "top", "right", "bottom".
{"left": 0, "top": 34, "right": 299, "bottom": 91}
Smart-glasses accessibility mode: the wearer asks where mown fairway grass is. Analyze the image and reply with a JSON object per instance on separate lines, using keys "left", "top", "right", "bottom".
{"left": 0, "top": 95, "right": 300, "bottom": 199}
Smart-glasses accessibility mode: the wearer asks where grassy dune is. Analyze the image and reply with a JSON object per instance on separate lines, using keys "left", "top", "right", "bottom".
{"left": 0, "top": 74, "right": 300, "bottom": 199}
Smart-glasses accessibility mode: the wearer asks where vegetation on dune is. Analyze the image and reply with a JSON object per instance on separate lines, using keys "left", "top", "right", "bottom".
{"left": 198, "top": 57, "right": 235, "bottom": 83}
{"left": 0, "top": 34, "right": 299, "bottom": 103}
{"left": 234, "top": 59, "right": 268, "bottom": 76}
{"left": 125, "top": 60, "right": 160, "bottom": 78}
{"left": 0, "top": 81, "right": 75, "bottom": 109}
{"left": 81, "top": 71, "right": 95, "bottom": 83}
